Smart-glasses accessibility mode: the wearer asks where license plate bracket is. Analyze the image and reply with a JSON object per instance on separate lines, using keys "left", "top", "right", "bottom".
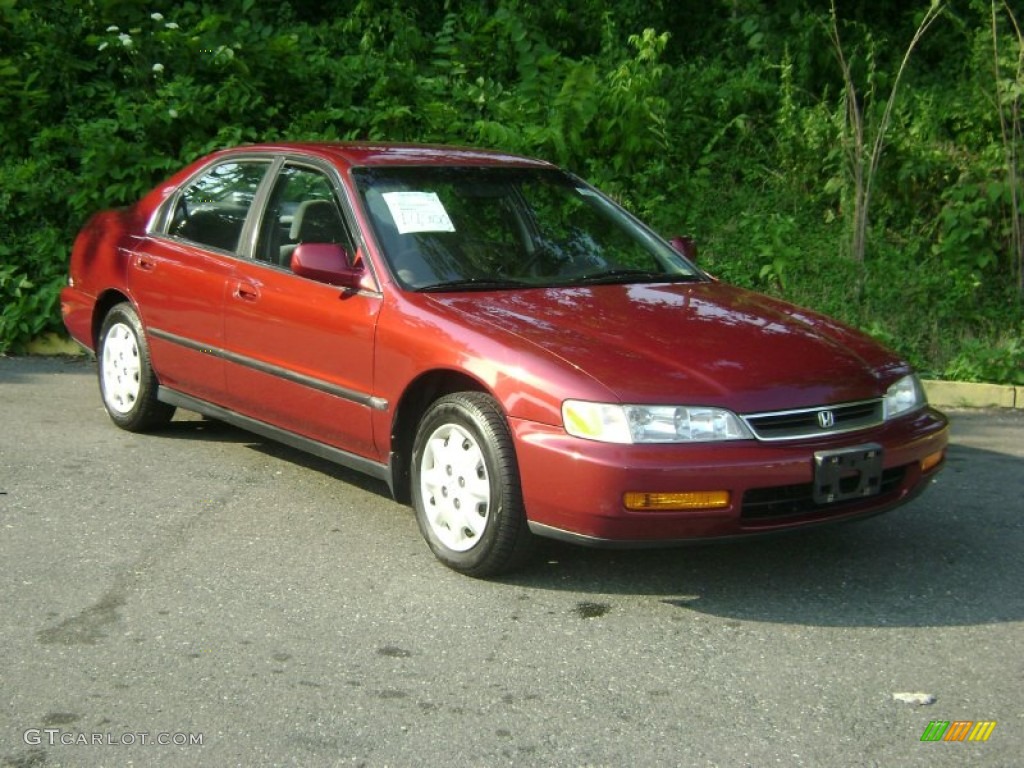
{"left": 813, "top": 443, "right": 884, "bottom": 504}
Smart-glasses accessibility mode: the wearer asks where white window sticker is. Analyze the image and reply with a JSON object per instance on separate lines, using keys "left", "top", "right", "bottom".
{"left": 382, "top": 191, "right": 456, "bottom": 234}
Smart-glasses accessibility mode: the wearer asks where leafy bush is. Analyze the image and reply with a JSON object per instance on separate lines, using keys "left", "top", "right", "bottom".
{"left": 1, "top": 0, "right": 1022, "bottom": 384}
{"left": 945, "top": 333, "right": 1024, "bottom": 385}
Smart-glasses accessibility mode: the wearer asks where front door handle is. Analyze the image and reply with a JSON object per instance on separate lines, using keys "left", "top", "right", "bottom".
{"left": 234, "top": 282, "right": 260, "bottom": 301}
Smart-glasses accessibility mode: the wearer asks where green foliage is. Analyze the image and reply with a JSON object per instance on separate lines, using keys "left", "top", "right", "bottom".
{"left": 0, "top": 263, "right": 63, "bottom": 355}
{"left": 1, "top": 0, "right": 1022, "bottom": 383}
{"left": 944, "top": 326, "right": 1024, "bottom": 385}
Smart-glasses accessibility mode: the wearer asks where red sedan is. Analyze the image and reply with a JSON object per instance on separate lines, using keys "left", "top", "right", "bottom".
{"left": 61, "top": 143, "right": 948, "bottom": 576}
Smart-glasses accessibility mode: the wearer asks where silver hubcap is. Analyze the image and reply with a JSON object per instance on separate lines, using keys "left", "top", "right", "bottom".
{"left": 420, "top": 423, "right": 491, "bottom": 552}
{"left": 101, "top": 322, "right": 142, "bottom": 414}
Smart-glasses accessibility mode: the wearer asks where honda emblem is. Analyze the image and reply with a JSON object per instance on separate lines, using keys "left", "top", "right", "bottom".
{"left": 817, "top": 410, "right": 835, "bottom": 429}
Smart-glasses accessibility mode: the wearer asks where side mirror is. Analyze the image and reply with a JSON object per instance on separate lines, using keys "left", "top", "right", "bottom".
{"left": 291, "top": 243, "right": 362, "bottom": 289}
{"left": 669, "top": 235, "right": 697, "bottom": 262}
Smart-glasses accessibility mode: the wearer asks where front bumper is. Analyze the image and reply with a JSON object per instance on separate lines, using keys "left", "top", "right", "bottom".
{"left": 512, "top": 407, "right": 948, "bottom": 545}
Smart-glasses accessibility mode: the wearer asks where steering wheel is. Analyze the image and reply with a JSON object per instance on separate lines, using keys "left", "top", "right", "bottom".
{"left": 515, "top": 244, "right": 563, "bottom": 277}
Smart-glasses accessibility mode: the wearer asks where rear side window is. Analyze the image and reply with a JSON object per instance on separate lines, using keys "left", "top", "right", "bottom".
{"left": 167, "top": 161, "right": 269, "bottom": 252}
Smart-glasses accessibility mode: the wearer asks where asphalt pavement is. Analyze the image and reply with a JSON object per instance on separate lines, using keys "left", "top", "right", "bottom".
{"left": 1, "top": 356, "right": 1022, "bottom": 767}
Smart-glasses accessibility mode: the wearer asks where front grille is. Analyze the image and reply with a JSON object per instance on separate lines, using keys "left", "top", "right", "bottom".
{"left": 741, "top": 466, "right": 907, "bottom": 522}
{"left": 743, "top": 399, "right": 883, "bottom": 441}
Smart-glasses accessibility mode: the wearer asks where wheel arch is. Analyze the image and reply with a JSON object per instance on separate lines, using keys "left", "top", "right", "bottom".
{"left": 91, "top": 289, "right": 134, "bottom": 349}
{"left": 389, "top": 369, "right": 491, "bottom": 504}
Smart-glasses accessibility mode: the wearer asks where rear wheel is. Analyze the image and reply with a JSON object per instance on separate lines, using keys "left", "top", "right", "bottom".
{"left": 97, "top": 303, "right": 174, "bottom": 431}
{"left": 411, "top": 392, "right": 534, "bottom": 577}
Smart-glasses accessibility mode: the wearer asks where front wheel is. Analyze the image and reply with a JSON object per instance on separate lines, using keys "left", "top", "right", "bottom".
{"left": 97, "top": 303, "right": 175, "bottom": 432}
{"left": 411, "top": 392, "right": 534, "bottom": 577}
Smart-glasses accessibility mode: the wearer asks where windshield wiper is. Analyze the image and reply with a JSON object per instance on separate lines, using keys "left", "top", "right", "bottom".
{"left": 417, "top": 277, "right": 531, "bottom": 293}
{"left": 573, "top": 269, "right": 701, "bottom": 285}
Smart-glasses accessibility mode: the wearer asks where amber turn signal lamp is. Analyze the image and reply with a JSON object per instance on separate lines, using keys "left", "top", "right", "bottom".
{"left": 623, "top": 491, "right": 731, "bottom": 512}
{"left": 920, "top": 450, "right": 945, "bottom": 474}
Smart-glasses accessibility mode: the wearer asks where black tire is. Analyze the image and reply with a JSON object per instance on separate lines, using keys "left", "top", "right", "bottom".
{"left": 97, "top": 303, "right": 175, "bottom": 432}
{"left": 411, "top": 392, "right": 534, "bottom": 577}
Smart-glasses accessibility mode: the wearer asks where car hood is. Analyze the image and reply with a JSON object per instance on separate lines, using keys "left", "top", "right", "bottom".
{"left": 426, "top": 282, "right": 907, "bottom": 412}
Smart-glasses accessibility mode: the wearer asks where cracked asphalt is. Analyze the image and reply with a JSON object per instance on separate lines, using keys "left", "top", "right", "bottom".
{"left": 1, "top": 356, "right": 1022, "bottom": 767}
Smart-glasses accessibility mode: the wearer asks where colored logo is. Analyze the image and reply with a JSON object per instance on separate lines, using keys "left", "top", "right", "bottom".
{"left": 920, "top": 721, "right": 997, "bottom": 742}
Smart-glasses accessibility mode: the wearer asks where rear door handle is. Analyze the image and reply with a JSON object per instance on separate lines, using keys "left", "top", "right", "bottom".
{"left": 135, "top": 255, "right": 156, "bottom": 271}
{"left": 234, "top": 282, "right": 260, "bottom": 301}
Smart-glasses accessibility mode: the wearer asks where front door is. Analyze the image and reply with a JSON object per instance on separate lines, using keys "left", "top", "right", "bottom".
{"left": 221, "top": 163, "right": 381, "bottom": 460}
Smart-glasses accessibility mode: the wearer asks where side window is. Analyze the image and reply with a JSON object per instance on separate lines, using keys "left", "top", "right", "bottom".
{"left": 255, "top": 165, "right": 352, "bottom": 267}
{"left": 167, "top": 161, "right": 268, "bottom": 253}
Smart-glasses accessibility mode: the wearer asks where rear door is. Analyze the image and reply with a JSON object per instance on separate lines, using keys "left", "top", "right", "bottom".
{"left": 129, "top": 158, "right": 272, "bottom": 403}
{"left": 220, "top": 161, "right": 382, "bottom": 459}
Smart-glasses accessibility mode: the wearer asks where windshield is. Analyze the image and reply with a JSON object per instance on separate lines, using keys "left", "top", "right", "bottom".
{"left": 352, "top": 166, "right": 702, "bottom": 291}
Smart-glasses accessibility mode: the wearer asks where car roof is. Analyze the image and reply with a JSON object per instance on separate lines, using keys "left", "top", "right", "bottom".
{"left": 214, "top": 142, "right": 556, "bottom": 170}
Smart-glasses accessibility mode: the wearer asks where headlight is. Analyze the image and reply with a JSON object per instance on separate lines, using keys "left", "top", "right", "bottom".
{"left": 562, "top": 400, "right": 753, "bottom": 444}
{"left": 883, "top": 374, "right": 926, "bottom": 420}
